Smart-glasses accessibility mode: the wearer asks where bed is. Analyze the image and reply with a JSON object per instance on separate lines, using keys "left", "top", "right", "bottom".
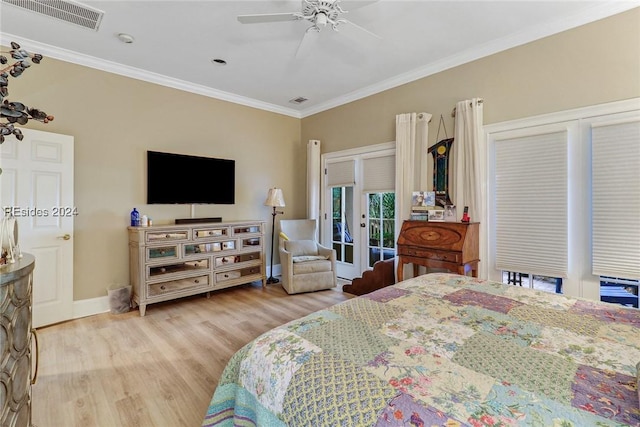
{"left": 203, "top": 273, "right": 640, "bottom": 426}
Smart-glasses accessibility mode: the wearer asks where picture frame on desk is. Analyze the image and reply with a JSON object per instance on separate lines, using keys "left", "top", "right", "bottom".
{"left": 427, "top": 210, "right": 445, "bottom": 222}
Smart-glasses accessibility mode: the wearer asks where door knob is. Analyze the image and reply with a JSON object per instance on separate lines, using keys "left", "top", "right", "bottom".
{"left": 58, "top": 234, "right": 71, "bottom": 240}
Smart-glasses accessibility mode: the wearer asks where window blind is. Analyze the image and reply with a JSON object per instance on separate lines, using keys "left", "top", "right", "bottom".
{"left": 591, "top": 118, "right": 640, "bottom": 279}
{"left": 362, "top": 154, "right": 395, "bottom": 192}
{"left": 326, "top": 160, "right": 355, "bottom": 187}
{"left": 494, "top": 130, "right": 568, "bottom": 277}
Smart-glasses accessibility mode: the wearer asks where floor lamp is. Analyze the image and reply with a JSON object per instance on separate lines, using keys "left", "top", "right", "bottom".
{"left": 264, "top": 188, "right": 285, "bottom": 284}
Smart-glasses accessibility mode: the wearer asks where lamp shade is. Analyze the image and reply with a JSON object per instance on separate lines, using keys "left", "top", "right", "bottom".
{"left": 264, "top": 188, "right": 285, "bottom": 207}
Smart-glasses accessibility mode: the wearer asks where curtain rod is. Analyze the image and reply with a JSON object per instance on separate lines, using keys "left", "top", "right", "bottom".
{"left": 451, "top": 98, "right": 483, "bottom": 117}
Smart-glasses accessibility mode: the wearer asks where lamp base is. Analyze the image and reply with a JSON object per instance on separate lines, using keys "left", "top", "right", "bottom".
{"left": 266, "top": 276, "right": 280, "bottom": 284}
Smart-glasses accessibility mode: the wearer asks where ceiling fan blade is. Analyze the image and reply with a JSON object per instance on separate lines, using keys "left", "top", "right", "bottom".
{"left": 339, "top": 0, "right": 379, "bottom": 12}
{"left": 341, "top": 19, "right": 381, "bottom": 40}
{"left": 295, "top": 28, "right": 320, "bottom": 59}
{"left": 237, "top": 13, "right": 299, "bottom": 24}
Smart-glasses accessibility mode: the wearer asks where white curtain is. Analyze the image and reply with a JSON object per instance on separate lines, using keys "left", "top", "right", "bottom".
{"left": 307, "top": 139, "right": 321, "bottom": 223}
{"left": 451, "top": 98, "right": 483, "bottom": 221}
{"left": 395, "top": 113, "right": 431, "bottom": 281}
{"left": 395, "top": 113, "right": 431, "bottom": 234}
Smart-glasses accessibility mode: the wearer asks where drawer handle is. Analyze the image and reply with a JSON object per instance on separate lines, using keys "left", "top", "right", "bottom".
{"left": 249, "top": 255, "right": 254, "bottom": 259}
{"left": 194, "top": 263, "right": 199, "bottom": 267}
{"left": 165, "top": 234, "right": 171, "bottom": 238}
{"left": 194, "top": 279, "right": 200, "bottom": 284}
{"left": 159, "top": 250, "right": 165, "bottom": 255}
{"left": 224, "top": 274, "right": 229, "bottom": 278}
{"left": 222, "top": 258, "right": 228, "bottom": 263}
{"left": 160, "top": 285, "right": 166, "bottom": 290}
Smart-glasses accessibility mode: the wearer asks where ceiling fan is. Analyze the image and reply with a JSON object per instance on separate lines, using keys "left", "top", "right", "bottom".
{"left": 237, "top": 0, "right": 380, "bottom": 57}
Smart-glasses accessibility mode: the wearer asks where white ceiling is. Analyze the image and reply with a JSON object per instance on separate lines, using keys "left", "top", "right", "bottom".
{"left": 1, "top": 1, "right": 638, "bottom": 118}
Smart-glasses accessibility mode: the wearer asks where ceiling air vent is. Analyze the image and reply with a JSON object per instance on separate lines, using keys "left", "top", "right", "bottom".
{"left": 289, "top": 96, "right": 308, "bottom": 104}
{"left": 1, "top": 0, "right": 104, "bottom": 31}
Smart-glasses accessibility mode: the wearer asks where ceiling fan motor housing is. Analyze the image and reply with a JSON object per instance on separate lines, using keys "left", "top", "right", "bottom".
{"left": 301, "top": 0, "right": 345, "bottom": 26}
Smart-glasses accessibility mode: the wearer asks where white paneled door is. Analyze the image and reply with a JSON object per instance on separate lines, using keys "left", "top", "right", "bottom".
{"left": 0, "top": 129, "right": 74, "bottom": 327}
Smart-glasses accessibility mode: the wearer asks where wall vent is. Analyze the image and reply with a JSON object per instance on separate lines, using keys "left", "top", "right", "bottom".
{"left": 1, "top": 0, "right": 104, "bottom": 31}
{"left": 289, "top": 96, "right": 308, "bottom": 104}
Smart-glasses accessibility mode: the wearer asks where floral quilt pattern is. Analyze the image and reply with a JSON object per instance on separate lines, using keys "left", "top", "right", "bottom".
{"left": 203, "top": 273, "right": 640, "bottom": 427}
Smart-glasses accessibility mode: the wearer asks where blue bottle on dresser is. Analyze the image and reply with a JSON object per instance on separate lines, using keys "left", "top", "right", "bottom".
{"left": 130, "top": 208, "right": 140, "bottom": 226}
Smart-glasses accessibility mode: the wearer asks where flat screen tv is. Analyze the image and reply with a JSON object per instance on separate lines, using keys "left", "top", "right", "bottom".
{"left": 147, "top": 150, "right": 235, "bottom": 204}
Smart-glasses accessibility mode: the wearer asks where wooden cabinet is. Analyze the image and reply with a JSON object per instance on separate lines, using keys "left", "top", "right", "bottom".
{"left": 1, "top": 253, "right": 36, "bottom": 427}
{"left": 397, "top": 221, "right": 479, "bottom": 281}
{"left": 128, "top": 220, "right": 265, "bottom": 316}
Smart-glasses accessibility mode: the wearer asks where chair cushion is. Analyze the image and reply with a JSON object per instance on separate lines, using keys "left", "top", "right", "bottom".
{"left": 285, "top": 239, "right": 318, "bottom": 256}
{"left": 292, "top": 255, "right": 328, "bottom": 263}
{"left": 293, "top": 259, "right": 332, "bottom": 275}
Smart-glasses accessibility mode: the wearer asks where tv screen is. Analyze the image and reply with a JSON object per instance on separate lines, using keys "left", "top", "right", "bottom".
{"left": 147, "top": 151, "right": 235, "bottom": 204}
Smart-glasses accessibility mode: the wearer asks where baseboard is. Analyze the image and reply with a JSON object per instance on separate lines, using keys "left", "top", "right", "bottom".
{"left": 268, "top": 263, "right": 281, "bottom": 278}
{"left": 71, "top": 263, "right": 282, "bottom": 319}
{"left": 73, "top": 295, "right": 110, "bottom": 319}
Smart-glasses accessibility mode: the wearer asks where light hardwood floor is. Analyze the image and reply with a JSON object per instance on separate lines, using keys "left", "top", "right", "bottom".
{"left": 32, "top": 281, "right": 352, "bottom": 427}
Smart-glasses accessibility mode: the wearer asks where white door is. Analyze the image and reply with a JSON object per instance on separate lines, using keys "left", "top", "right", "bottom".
{"left": 328, "top": 185, "right": 360, "bottom": 279}
{"left": 0, "top": 129, "right": 74, "bottom": 327}
{"left": 322, "top": 145, "right": 396, "bottom": 280}
{"left": 361, "top": 191, "right": 396, "bottom": 270}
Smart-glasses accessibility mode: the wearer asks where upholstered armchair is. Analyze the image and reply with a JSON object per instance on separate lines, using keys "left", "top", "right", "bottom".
{"left": 278, "top": 219, "right": 337, "bottom": 294}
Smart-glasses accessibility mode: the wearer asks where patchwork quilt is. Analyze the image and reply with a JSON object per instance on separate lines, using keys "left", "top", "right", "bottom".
{"left": 203, "top": 273, "right": 640, "bottom": 426}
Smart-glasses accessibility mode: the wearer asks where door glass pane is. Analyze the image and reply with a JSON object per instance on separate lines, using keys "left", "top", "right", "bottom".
{"left": 332, "top": 186, "right": 354, "bottom": 265}
{"left": 367, "top": 192, "right": 395, "bottom": 268}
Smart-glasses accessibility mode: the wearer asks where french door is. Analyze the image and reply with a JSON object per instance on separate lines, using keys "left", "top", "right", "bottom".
{"left": 322, "top": 144, "right": 396, "bottom": 280}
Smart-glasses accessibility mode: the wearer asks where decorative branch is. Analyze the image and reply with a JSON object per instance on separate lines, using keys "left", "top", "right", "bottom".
{"left": 0, "top": 41, "right": 54, "bottom": 144}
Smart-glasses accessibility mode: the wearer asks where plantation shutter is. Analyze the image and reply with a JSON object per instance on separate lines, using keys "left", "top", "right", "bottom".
{"left": 494, "top": 130, "right": 568, "bottom": 277}
{"left": 591, "top": 118, "right": 640, "bottom": 279}
{"left": 326, "top": 160, "right": 355, "bottom": 187}
{"left": 362, "top": 154, "right": 395, "bottom": 192}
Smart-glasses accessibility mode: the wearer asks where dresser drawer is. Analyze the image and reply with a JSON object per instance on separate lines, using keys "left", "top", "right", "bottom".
{"left": 398, "top": 247, "right": 461, "bottom": 263}
{"left": 215, "top": 271, "right": 241, "bottom": 282}
{"left": 147, "top": 275, "right": 209, "bottom": 297}
{"left": 147, "top": 258, "right": 209, "bottom": 279}
{"left": 215, "top": 266, "right": 262, "bottom": 284}
{"left": 241, "top": 237, "right": 261, "bottom": 249}
{"left": 214, "top": 252, "right": 261, "bottom": 267}
{"left": 233, "top": 224, "right": 262, "bottom": 235}
{"left": 184, "top": 240, "right": 235, "bottom": 256}
{"left": 147, "top": 245, "right": 179, "bottom": 261}
{"left": 194, "top": 227, "right": 228, "bottom": 239}
{"left": 146, "top": 230, "right": 190, "bottom": 242}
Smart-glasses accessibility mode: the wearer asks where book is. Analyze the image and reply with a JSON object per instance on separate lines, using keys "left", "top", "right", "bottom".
{"left": 410, "top": 213, "right": 428, "bottom": 221}
{"left": 411, "top": 205, "right": 434, "bottom": 211}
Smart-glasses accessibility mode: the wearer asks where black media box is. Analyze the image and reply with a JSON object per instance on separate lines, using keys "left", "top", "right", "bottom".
{"left": 175, "top": 217, "right": 222, "bottom": 224}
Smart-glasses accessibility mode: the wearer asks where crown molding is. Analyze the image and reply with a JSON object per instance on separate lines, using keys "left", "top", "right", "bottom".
{"left": 0, "top": 33, "right": 303, "bottom": 119}
{"left": 3, "top": 2, "right": 638, "bottom": 120}
{"left": 298, "top": 2, "right": 640, "bottom": 118}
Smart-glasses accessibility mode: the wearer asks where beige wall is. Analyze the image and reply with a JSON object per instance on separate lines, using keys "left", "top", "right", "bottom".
{"left": 4, "top": 8, "right": 639, "bottom": 301}
{"left": 301, "top": 8, "right": 640, "bottom": 152}
{"left": 9, "top": 59, "right": 302, "bottom": 300}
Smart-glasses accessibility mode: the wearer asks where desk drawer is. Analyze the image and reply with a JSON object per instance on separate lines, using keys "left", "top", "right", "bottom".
{"left": 148, "top": 274, "right": 209, "bottom": 297}
{"left": 398, "top": 247, "right": 461, "bottom": 263}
